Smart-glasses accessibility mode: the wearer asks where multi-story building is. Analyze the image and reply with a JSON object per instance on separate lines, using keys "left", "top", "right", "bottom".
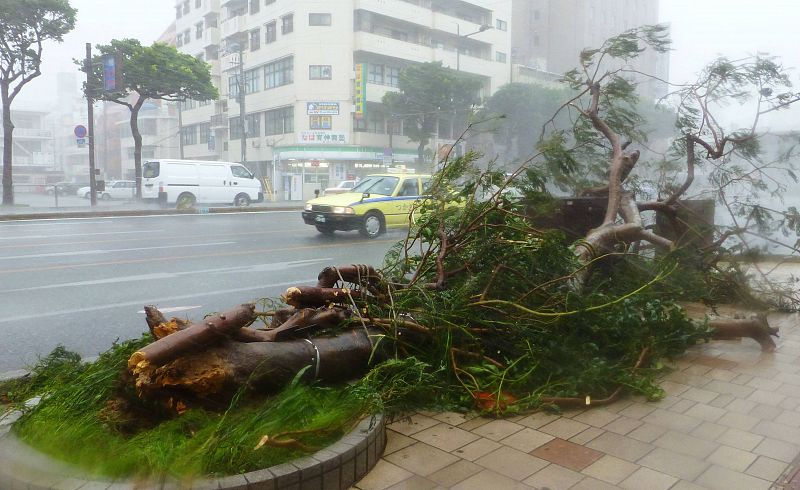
{"left": 49, "top": 72, "right": 91, "bottom": 182}
{"left": 175, "top": 0, "right": 512, "bottom": 201}
{"left": 512, "top": 0, "right": 669, "bottom": 100}
{"left": 0, "top": 109, "right": 59, "bottom": 191}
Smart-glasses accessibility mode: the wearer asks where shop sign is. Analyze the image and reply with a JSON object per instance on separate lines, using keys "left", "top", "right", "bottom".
{"left": 310, "top": 115, "right": 332, "bottom": 130}
{"left": 354, "top": 63, "right": 366, "bottom": 119}
{"left": 307, "top": 102, "right": 339, "bottom": 115}
{"left": 298, "top": 131, "right": 348, "bottom": 144}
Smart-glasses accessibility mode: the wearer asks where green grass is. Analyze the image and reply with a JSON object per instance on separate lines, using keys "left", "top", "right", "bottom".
{"left": 1, "top": 337, "right": 370, "bottom": 480}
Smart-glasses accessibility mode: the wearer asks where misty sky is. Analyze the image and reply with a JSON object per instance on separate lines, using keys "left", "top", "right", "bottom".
{"left": 15, "top": 0, "right": 800, "bottom": 129}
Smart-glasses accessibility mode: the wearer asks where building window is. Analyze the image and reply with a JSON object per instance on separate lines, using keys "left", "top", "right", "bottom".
{"left": 309, "top": 64, "right": 332, "bottom": 80}
{"left": 228, "top": 75, "right": 240, "bottom": 99}
{"left": 246, "top": 113, "right": 261, "bottom": 138}
{"left": 139, "top": 119, "right": 158, "bottom": 136}
{"left": 180, "top": 98, "right": 198, "bottom": 111}
{"left": 244, "top": 68, "right": 260, "bottom": 94}
{"left": 196, "top": 22, "right": 203, "bottom": 39}
{"left": 250, "top": 28, "right": 261, "bottom": 51}
{"left": 385, "top": 66, "right": 400, "bottom": 87}
{"left": 308, "top": 13, "right": 331, "bottom": 26}
{"left": 264, "top": 56, "right": 293, "bottom": 89}
{"left": 183, "top": 29, "right": 191, "bottom": 44}
{"left": 181, "top": 125, "right": 197, "bottom": 146}
{"left": 176, "top": 5, "right": 182, "bottom": 19}
{"left": 533, "top": 9, "right": 540, "bottom": 20}
{"left": 198, "top": 123, "right": 211, "bottom": 144}
{"left": 265, "top": 106, "right": 294, "bottom": 135}
{"left": 265, "top": 0, "right": 275, "bottom": 4}
{"left": 533, "top": 35, "right": 540, "bottom": 47}
{"left": 496, "top": 19, "right": 507, "bottom": 31}
{"left": 265, "top": 21, "right": 276, "bottom": 43}
{"left": 183, "top": 0, "right": 190, "bottom": 15}
{"left": 229, "top": 117, "right": 242, "bottom": 139}
{"left": 176, "top": 33, "right": 183, "bottom": 47}
{"left": 249, "top": 0, "right": 259, "bottom": 15}
{"left": 281, "top": 13, "right": 293, "bottom": 34}
{"left": 368, "top": 64, "right": 384, "bottom": 84}
{"left": 495, "top": 51, "right": 507, "bottom": 62}
{"left": 196, "top": 0, "right": 202, "bottom": 8}
{"left": 353, "top": 112, "right": 385, "bottom": 134}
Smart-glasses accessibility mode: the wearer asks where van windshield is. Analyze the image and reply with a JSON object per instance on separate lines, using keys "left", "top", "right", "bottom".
{"left": 351, "top": 176, "right": 398, "bottom": 196}
{"left": 143, "top": 161, "right": 160, "bottom": 178}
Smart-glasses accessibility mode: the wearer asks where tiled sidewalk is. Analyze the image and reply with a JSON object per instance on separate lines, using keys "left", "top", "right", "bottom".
{"left": 354, "top": 310, "right": 800, "bottom": 489}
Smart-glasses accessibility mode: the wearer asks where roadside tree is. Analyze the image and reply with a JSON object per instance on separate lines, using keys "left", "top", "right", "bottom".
{"left": 382, "top": 61, "right": 482, "bottom": 166}
{"left": 0, "top": 0, "right": 76, "bottom": 205}
{"left": 81, "top": 39, "right": 217, "bottom": 198}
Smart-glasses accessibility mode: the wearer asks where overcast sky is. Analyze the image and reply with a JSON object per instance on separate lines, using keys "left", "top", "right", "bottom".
{"left": 16, "top": 0, "right": 800, "bottom": 128}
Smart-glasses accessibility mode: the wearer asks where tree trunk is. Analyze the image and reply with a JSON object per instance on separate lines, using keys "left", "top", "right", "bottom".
{"left": 710, "top": 314, "right": 779, "bottom": 352}
{"left": 130, "top": 96, "right": 145, "bottom": 200}
{"left": 131, "top": 328, "right": 384, "bottom": 411}
{"left": 1, "top": 83, "right": 14, "bottom": 206}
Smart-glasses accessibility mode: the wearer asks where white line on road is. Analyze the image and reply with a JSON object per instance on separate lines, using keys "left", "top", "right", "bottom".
{"left": 0, "top": 258, "right": 332, "bottom": 293}
{"left": 0, "top": 230, "right": 161, "bottom": 240}
{"left": 0, "top": 241, "right": 236, "bottom": 260}
{"left": 0, "top": 210, "right": 298, "bottom": 225}
{"left": 137, "top": 306, "right": 202, "bottom": 314}
{"left": 0, "top": 279, "right": 316, "bottom": 324}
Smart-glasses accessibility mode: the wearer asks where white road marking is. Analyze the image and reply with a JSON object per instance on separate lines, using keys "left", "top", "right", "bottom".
{"left": 137, "top": 306, "right": 202, "bottom": 314}
{"left": 0, "top": 241, "right": 236, "bottom": 260}
{"left": 0, "top": 258, "right": 332, "bottom": 293}
{"left": 0, "top": 230, "right": 159, "bottom": 240}
{"left": 0, "top": 210, "right": 298, "bottom": 225}
{"left": 0, "top": 279, "right": 317, "bottom": 324}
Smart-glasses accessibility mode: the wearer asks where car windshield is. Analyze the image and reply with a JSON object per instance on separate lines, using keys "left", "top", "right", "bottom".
{"left": 351, "top": 177, "right": 398, "bottom": 196}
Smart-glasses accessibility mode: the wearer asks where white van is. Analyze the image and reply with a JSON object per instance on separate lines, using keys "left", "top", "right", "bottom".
{"left": 141, "top": 159, "right": 263, "bottom": 208}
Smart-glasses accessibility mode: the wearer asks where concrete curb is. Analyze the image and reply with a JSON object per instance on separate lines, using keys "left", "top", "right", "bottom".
{"left": 0, "top": 408, "right": 385, "bottom": 490}
{"left": 0, "top": 205, "right": 304, "bottom": 221}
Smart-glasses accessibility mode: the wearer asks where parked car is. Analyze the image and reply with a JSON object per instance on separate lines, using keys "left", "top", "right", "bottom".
{"left": 47, "top": 182, "right": 88, "bottom": 196}
{"left": 323, "top": 180, "right": 357, "bottom": 196}
{"left": 78, "top": 181, "right": 136, "bottom": 200}
{"left": 302, "top": 172, "right": 432, "bottom": 238}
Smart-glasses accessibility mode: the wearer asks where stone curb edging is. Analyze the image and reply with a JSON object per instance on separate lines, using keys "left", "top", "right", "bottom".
{"left": 0, "top": 205, "right": 304, "bottom": 221}
{"left": 0, "top": 406, "right": 385, "bottom": 490}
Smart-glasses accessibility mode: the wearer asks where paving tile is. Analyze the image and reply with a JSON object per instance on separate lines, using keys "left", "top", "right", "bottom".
{"left": 682, "top": 387, "right": 719, "bottom": 404}
{"left": 538, "top": 418, "right": 590, "bottom": 439}
{"left": 522, "top": 463, "right": 584, "bottom": 490}
{"left": 747, "top": 377, "right": 783, "bottom": 391}
{"left": 586, "top": 431, "right": 654, "bottom": 462}
{"left": 618, "top": 466, "right": 678, "bottom": 490}
{"left": 683, "top": 402, "right": 726, "bottom": 423}
{"left": 731, "top": 373, "right": 754, "bottom": 385}
{"left": 775, "top": 409, "right": 800, "bottom": 428}
{"left": 516, "top": 411, "right": 561, "bottom": 429}
{"left": 636, "top": 447, "right": 710, "bottom": 481}
{"left": 708, "top": 368, "right": 738, "bottom": 382}
{"left": 749, "top": 390, "right": 787, "bottom": 408}
{"left": 683, "top": 364, "right": 712, "bottom": 376}
{"left": 704, "top": 380, "right": 756, "bottom": 398}
{"left": 498, "top": 427, "right": 553, "bottom": 453}
{"left": 642, "top": 408, "right": 703, "bottom": 433}
{"left": 354, "top": 460, "right": 414, "bottom": 490}
{"left": 753, "top": 438, "right": 800, "bottom": 463}
{"left": 432, "top": 411, "right": 471, "bottom": 426}
{"left": 726, "top": 398, "right": 758, "bottom": 414}
{"left": 618, "top": 401, "right": 656, "bottom": 419}
{"left": 451, "top": 469, "right": 535, "bottom": 490}
{"left": 745, "top": 455, "right": 789, "bottom": 481}
{"left": 716, "top": 427, "right": 764, "bottom": 451}
{"left": 383, "top": 442, "right": 460, "bottom": 477}
{"left": 474, "top": 446, "right": 548, "bottom": 480}
{"left": 388, "top": 414, "right": 441, "bottom": 436}
{"left": 569, "top": 476, "right": 621, "bottom": 490}
{"left": 779, "top": 396, "right": 800, "bottom": 411}
{"left": 411, "top": 423, "right": 480, "bottom": 452}
{"left": 602, "top": 416, "right": 642, "bottom": 435}
{"left": 627, "top": 422, "right": 667, "bottom": 443}
{"left": 385, "top": 430, "right": 417, "bottom": 455}
{"left": 530, "top": 438, "right": 604, "bottom": 472}
{"left": 670, "top": 398, "right": 698, "bottom": 413}
{"left": 752, "top": 420, "right": 800, "bottom": 445}
{"left": 580, "top": 454, "right": 639, "bottom": 484}
{"left": 568, "top": 426, "right": 604, "bottom": 445}
{"left": 384, "top": 475, "right": 438, "bottom": 490}
{"left": 694, "top": 464, "right": 772, "bottom": 490}
{"left": 709, "top": 393, "right": 737, "bottom": 408}
{"left": 572, "top": 409, "right": 618, "bottom": 428}
{"left": 716, "top": 411, "right": 760, "bottom": 431}
{"left": 690, "top": 421, "right": 728, "bottom": 441}
{"left": 452, "top": 437, "right": 501, "bottom": 462}
{"left": 651, "top": 429, "right": 719, "bottom": 458}
{"left": 470, "top": 419, "right": 524, "bottom": 441}
{"left": 456, "top": 416, "right": 491, "bottom": 432}
{"left": 706, "top": 444, "right": 758, "bottom": 472}
{"left": 427, "top": 460, "right": 483, "bottom": 488}
{"left": 670, "top": 481, "right": 708, "bottom": 490}
{"left": 750, "top": 404, "right": 785, "bottom": 423}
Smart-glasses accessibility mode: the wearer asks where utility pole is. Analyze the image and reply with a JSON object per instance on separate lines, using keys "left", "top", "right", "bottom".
{"left": 236, "top": 44, "right": 246, "bottom": 167}
{"left": 85, "top": 43, "right": 97, "bottom": 207}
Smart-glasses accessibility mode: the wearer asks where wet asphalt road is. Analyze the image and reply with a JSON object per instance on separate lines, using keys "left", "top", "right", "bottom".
{"left": 0, "top": 211, "right": 402, "bottom": 372}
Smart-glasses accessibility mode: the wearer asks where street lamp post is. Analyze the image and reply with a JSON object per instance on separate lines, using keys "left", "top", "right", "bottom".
{"left": 228, "top": 42, "right": 247, "bottom": 167}
{"left": 455, "top": 23, "right": 490, "bottom": 71}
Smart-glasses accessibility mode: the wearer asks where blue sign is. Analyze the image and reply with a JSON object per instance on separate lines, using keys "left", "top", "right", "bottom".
{"left": 74, "top": 125, "right": 87, "bottom": 138}
{"left": 102, "top": 54, "right": 119, "bottom": 91}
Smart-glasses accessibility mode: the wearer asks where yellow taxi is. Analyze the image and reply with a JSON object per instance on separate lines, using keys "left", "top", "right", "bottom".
{"left": 302, "top": 172, "right": 432, "bottom": 238}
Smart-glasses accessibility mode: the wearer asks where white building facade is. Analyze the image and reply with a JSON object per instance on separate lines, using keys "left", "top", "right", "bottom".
{"left": 175, "top": 0, "right": 512, "bottom": 201}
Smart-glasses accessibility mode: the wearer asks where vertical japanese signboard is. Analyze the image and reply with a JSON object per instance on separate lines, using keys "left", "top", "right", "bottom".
{"left": 102, "top": 53, "right": 123, "bottom": 92}
{"left": 354, "top": 63, "right": 367, "bottom": 120}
